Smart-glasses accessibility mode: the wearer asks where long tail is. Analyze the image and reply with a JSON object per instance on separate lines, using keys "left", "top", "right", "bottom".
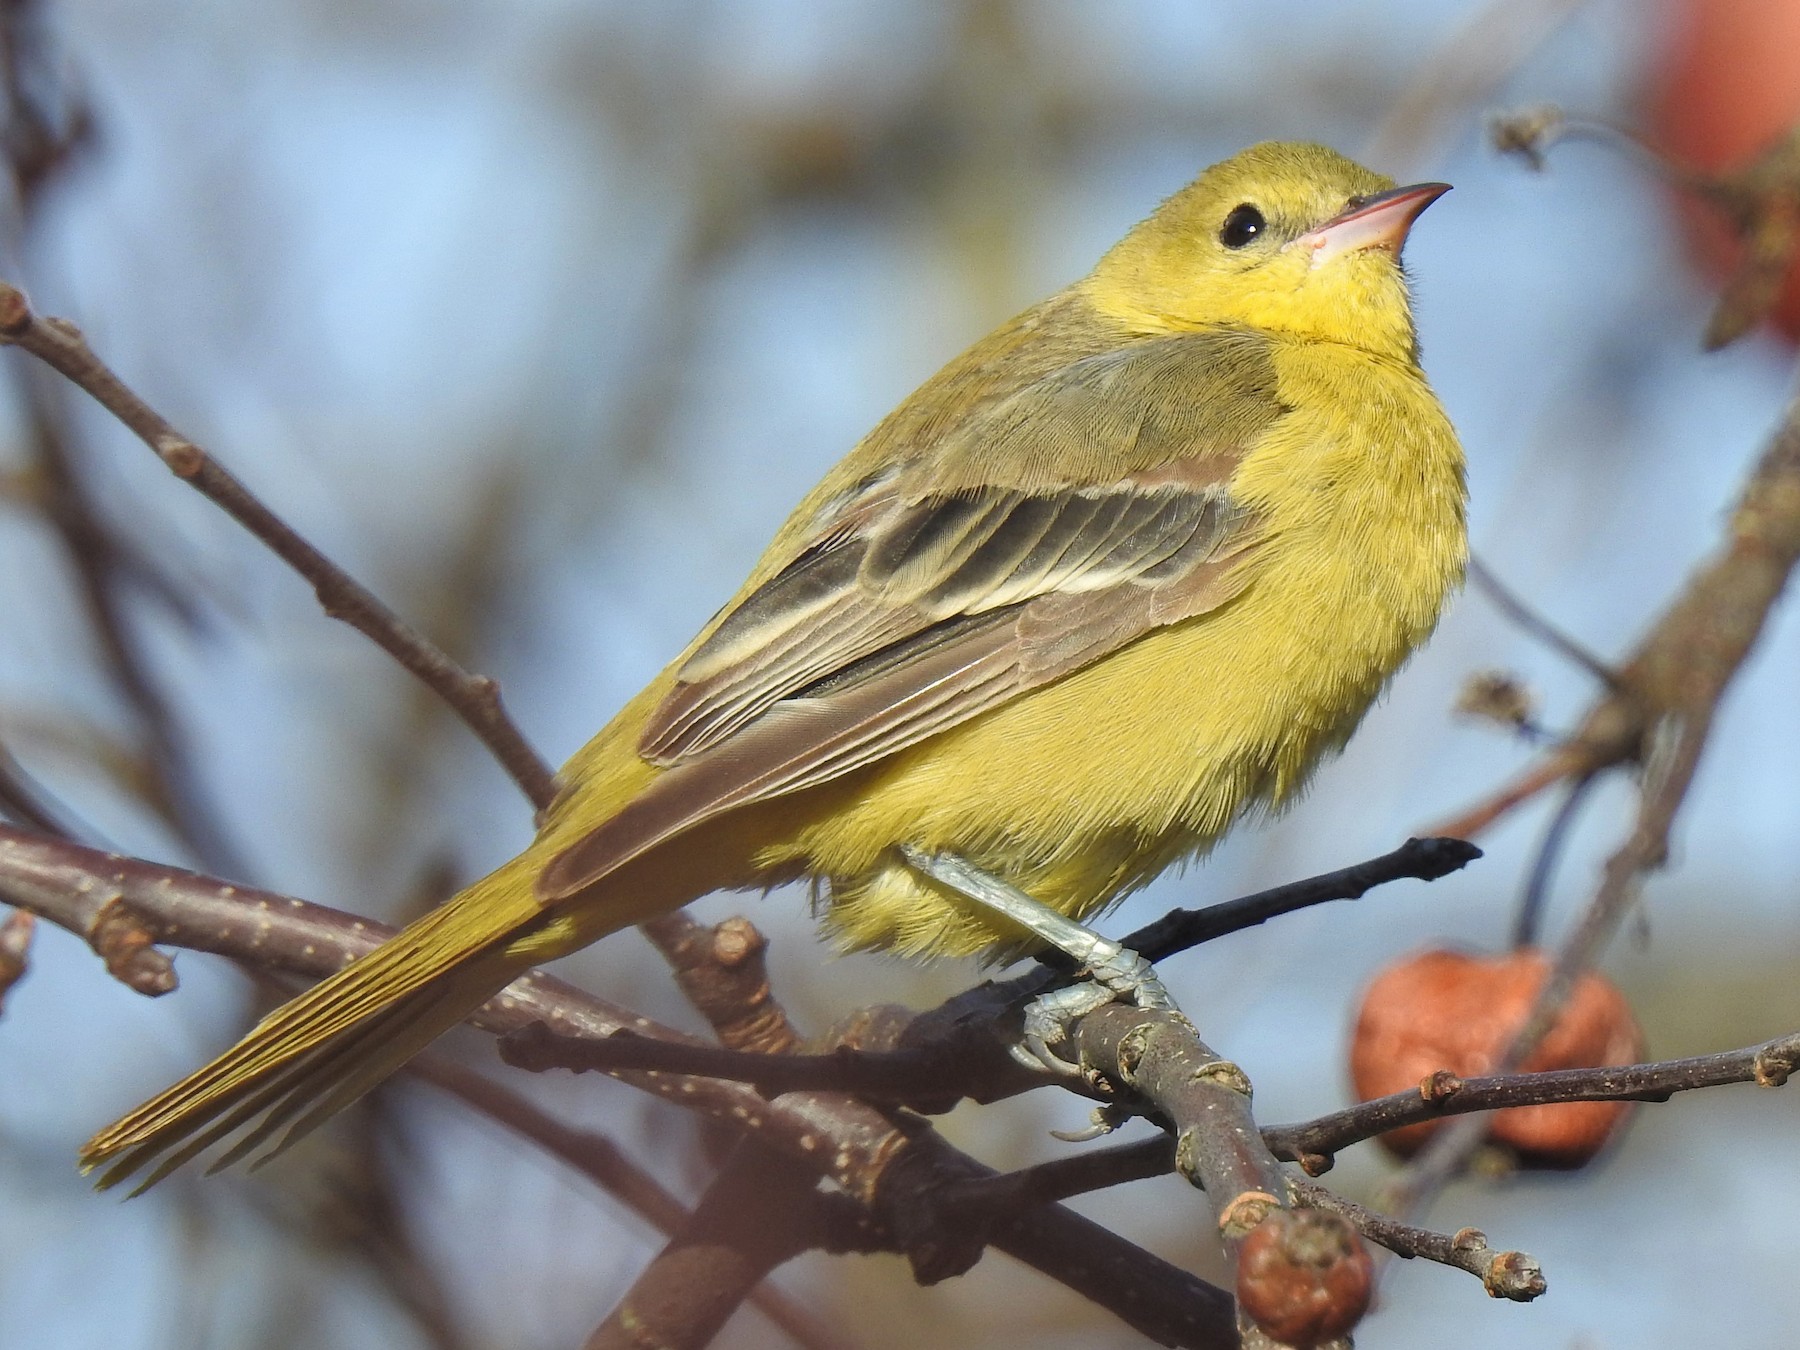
{"left": 79, "top": 850, "right": 578, "bottom": 1193}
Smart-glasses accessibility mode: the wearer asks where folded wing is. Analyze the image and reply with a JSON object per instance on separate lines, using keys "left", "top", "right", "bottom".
{"left": 538, "top": 331, "right": 1283, "bottom": 901}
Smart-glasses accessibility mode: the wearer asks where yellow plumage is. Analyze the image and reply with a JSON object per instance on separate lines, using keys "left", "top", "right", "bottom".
{"left": 81, "top": 141, "right": 1466, "bottom": 1187}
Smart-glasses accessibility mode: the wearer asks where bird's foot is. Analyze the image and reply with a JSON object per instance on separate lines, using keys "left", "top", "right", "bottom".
{"left": 899, "top": 846, "right": 1178, "bottom": 1084}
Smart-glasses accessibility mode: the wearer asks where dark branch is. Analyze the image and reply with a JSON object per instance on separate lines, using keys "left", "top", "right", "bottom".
{"left": 921, "top": 1031, "right": 1800, "bottom": 1221}
{"left": 1123, "top": 836, "right": 1482, "bottom": 964}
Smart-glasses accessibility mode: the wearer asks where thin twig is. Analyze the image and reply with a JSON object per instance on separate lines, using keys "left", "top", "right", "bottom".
{"left": 1509, "top": 770, "right": 1599, "bottom": 949}
{"left": 1467, "top": 556, "right": 1616, "bottom": 686}
{"left": 1265, "top": 1031, "right": 1800, "bottom": 1164}
{"left": 1123, "top": 837, "right": 1482, "bottom": 964}
{"left": 1490, "top": 106, "right": 1717, "bottom": 195}
{"left": 1287, "top": 1180, "right": 1544, "bottom": 1302}
{"left": 1362, "top": 0, "right": 1592, "bottom": 175}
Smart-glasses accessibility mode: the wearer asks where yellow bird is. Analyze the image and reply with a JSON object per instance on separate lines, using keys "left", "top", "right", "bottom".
{"left": 82, "top": 141, "right": 1465, "bottom": 1188}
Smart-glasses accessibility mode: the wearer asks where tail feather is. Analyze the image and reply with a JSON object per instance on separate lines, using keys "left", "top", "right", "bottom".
{"left": 247, "top": 979, "right": 484, "bottom": 1167}
{"left": 81, "top": 860, "right": 548, "bottom": 1190}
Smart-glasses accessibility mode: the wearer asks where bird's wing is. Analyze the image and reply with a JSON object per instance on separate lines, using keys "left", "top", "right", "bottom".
{"left": 537, "top": 331, "right": 1283, "bottom": 901}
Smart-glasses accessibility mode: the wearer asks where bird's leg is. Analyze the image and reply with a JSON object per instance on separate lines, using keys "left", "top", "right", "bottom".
{"left": 899, "top": 846, "right": 1177, "bottom": 1083}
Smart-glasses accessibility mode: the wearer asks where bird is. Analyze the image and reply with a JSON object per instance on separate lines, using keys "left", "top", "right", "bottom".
{"left": 81, "top": 140, "right": 1466, "bottom": 1190}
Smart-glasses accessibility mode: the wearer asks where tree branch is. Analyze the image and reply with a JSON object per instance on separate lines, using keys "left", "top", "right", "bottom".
{"left": 1121, "top": 837, "right": 1482, "bottom": 964}
{"left": 504, "top": 838, "right": 1484, "bottom": 1112}
{"left": 1266, "top": 1031, "right": 1800, "bottom": 1164}
{"left": 0, "top": 284, "right": 558, "bottom": 810}
{"left": 0, "top": 824, "right": 1241, "bottom": 1349}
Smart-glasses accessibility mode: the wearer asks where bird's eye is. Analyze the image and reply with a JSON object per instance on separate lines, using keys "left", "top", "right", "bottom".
{"left": 1219, "top": 204, "right": 1265, "bottom": 248}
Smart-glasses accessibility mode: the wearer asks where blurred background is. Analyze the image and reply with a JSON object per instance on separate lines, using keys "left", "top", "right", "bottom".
{"left": 2, "top": 0, "right": 1798, "bottom": 1346}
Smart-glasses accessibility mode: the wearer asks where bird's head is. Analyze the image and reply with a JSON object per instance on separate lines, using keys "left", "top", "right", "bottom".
{"left": 1084, "top": 141, "right": 1448, "bottom": 365}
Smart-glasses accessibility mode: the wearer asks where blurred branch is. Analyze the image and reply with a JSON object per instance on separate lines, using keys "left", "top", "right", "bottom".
{"left": 7, "top": 364, "right": 249, "bottom": 871}
{"left": 1492, "top": 105, "right": 1800, "bottom": 348}
{"left": 319, "top": 1100, "right": 481, "bottom": 1350}
{"left": 584, "top": 1142, "right": 874, "bottom": 1350}
{"left": 0, "top": 4, "right": 243, "bottom": 872}
{"left": 1489, "top": 106, "right": 1707, "bottom": 185}
{"left": 0, "top": 283, "right": 558, "bottom": 811}
{"left": 1431, "top": 370, "right": 1800, "bottom": 842}
{"left": 413, "top": 1057, "right": 849, "bottom": 1350}
{"left": 1509, "top": 769, "right": 1599, "bottom": 949}
{"left": 410, "top": 1055, "right": 688, "bottom": 1232}
{"left": 1466, "top": 556, "right": 1616, "bottom": 686}
{"left": 0, "top": 740, "right": 71, "bottom": 836}
{"left": 1363, "top": 0, "right": 1590, "bottom": 175}
{"left": 0, "top": 904, "right": 30, "bottom": 1010}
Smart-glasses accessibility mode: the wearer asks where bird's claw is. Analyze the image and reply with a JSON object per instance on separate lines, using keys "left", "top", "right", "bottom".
{"left": 901, "top": 845, "right": 1181, "bottom": 1086}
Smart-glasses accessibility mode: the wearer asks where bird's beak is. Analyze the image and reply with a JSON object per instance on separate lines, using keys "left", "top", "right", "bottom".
{"left": 1294, "top": 182, "right": 1451, "bottom": 268}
